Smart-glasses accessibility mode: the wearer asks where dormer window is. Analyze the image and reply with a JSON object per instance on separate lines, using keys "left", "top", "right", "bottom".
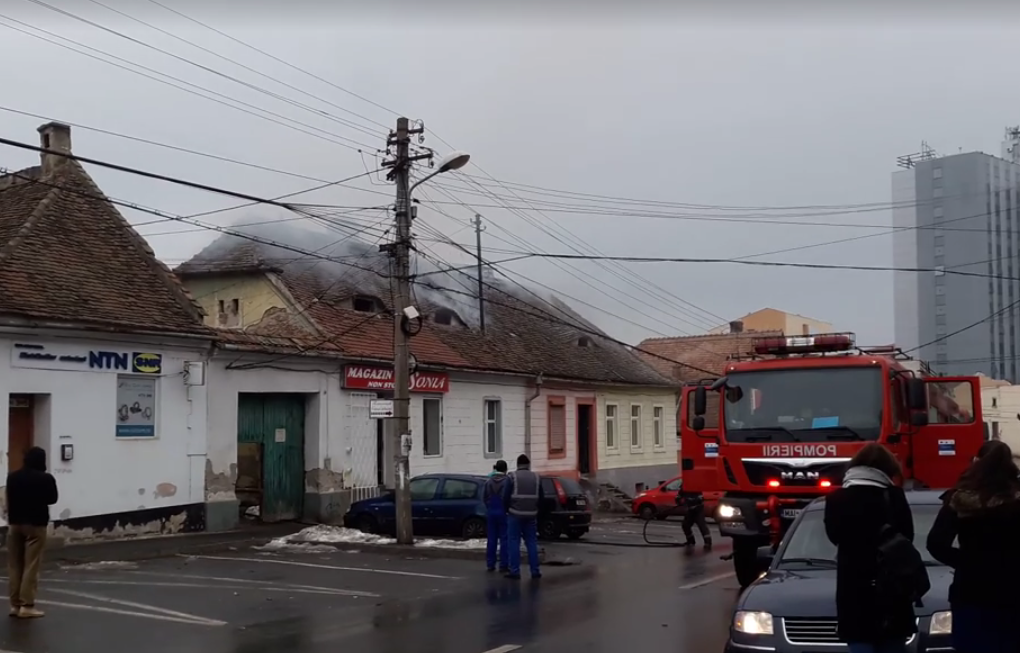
{"left": 434, "top": 308, "right": 463, "bottom": 327}
{"left": 578, "top": 336, "right": 593, "bottom": 348}
{"left": 353, "top": 295, "right": 382, "bottom": 313}
{"left": 217, "top": 298, "right": 240, "bottom": 328}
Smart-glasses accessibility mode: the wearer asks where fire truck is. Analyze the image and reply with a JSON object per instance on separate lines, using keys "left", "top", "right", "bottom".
{"left": 680, "top": 332, "right": 984, "bottom": 587}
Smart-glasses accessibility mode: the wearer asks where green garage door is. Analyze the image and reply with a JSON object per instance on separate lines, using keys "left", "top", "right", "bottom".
{"left": 237, "top": 393, "right": 305, "bottom": 522}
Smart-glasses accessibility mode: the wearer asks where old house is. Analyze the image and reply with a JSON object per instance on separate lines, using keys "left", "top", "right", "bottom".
{"left": 0, "top": 123, "right": 213, "bottom": 540}
{"left": 175, "top": 223, "right": 679, "bottom": 528}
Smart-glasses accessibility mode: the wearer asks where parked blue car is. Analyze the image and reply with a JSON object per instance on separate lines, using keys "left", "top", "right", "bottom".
{"left": 343, "top": 473, "right": 489, "bottom": 539}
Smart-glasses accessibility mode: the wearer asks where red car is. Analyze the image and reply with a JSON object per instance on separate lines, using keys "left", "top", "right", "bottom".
{"left": 631, "top": 476, "right": 721, "bottom": 521}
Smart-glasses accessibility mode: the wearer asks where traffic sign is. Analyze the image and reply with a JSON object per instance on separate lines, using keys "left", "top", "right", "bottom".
{"left": 370, "top": 399, "right": 395, "bottom": 419}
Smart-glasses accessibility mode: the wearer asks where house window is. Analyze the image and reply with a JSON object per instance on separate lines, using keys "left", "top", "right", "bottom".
{"left": 653, "top": 406, "right": 664, "bottom": 448}
{"left": 217, "top": 298, "right": 240, "bottom": 327}
{"left": 605, "top": 404, "right": 618, "bottom": 449}
{"left": 434, "top": 308, "right": 462, "bottom": 326}
{"left": 934, "top": 206, "right": 944, "bottom": 219}
{"left": 353, "top": 295, "right": 380, "bottom": 313}
{"left": 548, "top": 397, "right": 566, "bottom": 455}
{"left": 933, "top": 187, "right": 944, "bottom": 198}
{"left": 423, "top": 397, "right": 442, "bottom": 456}
{"left": 115, "top": 375, "right": 157, "bottom": 438}
{"left": 934, "top": 234, "right": 944, "bottom": 247}
{"left": 630, "top": 404, "right": 642, "bottom": 449}
{"left": 483, "top": 399, "right": 502, "bottom": 457}
{"left": 801, "top": 323, "right": 809, "bottom": 335}
{"left": 933, "top": 167, "right": 943, "bottom": 179}
{"left": 934, "top": 265, "right": 945, "bottom": 277}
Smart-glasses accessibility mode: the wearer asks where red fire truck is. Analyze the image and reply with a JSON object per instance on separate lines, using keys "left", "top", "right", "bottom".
{"left": 681, "top": 332, "right": 984, "bottom": 587}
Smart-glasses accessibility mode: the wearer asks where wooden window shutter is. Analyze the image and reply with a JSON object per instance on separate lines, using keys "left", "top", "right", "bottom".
{"left": 548, "top": 397, "right": 566, "bottom": 454}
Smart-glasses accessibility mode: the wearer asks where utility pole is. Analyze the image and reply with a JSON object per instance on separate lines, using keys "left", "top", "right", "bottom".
{"left": 384, "top": 117, "right": 426, "bottom": 545}
{"left": 472, "top": 214, "right": 486, "bottom": 334}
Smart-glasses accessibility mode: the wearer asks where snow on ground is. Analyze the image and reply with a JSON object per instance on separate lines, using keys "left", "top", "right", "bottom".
{"left": 60, "top": 561, "right": 139, "bottom": 571}
{"left": 268, "top": 525, "right": 487, "bottom": 550}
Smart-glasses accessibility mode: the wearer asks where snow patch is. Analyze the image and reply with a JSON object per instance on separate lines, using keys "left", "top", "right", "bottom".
{"left": 269, "top": 525, "right": 487, "bottom": 550}
{"left": 254, "top": 540, "right": 344, "bottom": 554}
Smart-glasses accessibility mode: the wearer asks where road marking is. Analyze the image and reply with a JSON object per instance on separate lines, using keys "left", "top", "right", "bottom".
{"left": 481, "top": 647, "right": 522, "bottom": 653}
{"left": 679, "top": 571, "right": 735, "bottom": 590}
{"left": 125, "top": 570, "right": 380, "bottom": 595}
{"left": 42, "top": 578, "right": 377, "bottom": 597}
{"left": 46, "top": 587, "right": 226, "bottom": 626}
{"left": 179, "top": 554, "right": 460, "bottom": 579}
{"left": 39, "top": 600, "right": 225, "bottom": 626}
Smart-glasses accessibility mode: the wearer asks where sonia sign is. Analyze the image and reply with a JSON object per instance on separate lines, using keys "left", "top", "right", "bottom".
{"left": 343, "top": 365, "right": 449, "bottom": 393}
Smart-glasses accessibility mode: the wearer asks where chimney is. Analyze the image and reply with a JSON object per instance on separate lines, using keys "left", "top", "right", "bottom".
{"left": 729, "top": 320, "right": 744, "bottom": 334}
{"left": 37, "top": 122, "right": 72, "bottom": 177}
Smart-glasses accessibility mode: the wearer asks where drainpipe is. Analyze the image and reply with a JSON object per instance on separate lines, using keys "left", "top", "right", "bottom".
{"left": 524, "top": 373, "right": 544, "bottom": 459}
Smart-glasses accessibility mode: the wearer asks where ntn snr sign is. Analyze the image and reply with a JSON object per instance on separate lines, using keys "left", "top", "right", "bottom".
{"left": 343, "top": 365, "right": 450, "bottom": 393}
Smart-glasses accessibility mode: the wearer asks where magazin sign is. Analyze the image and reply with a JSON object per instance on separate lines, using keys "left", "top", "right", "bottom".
{"left": 343, "top": 365, "right": 449, "bottom": 393}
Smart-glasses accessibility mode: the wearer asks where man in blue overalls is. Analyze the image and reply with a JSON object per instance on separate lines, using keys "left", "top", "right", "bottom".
{"left": 503, "top": 454, "right": 544, "bottom": 580}
{"left": 483, "top": 460, "right": 509, "bottom": 572}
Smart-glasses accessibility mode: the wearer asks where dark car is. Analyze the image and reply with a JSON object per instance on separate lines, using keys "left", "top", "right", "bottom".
{"left": 725, "top": 491, "right": 952, "bottom": 653}
{"left": 538, "top": 475, "right": 592, "bottom": 540}
{"left": 343, "top": 473, "right": 488, "bottom": 539}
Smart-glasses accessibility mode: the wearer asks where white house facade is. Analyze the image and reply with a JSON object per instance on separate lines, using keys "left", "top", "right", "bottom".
{"left": 0, "top": 331, "right": 210, "bottom": 541}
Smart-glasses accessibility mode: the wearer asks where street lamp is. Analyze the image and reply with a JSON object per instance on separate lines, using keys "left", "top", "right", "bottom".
{"left": 391, "top": 122, "right": 471, "bottom": 545}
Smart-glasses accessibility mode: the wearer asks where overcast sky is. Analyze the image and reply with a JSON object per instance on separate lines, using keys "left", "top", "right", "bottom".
{"left": 2, "top": 1, "right": 1017, "bottom": 348}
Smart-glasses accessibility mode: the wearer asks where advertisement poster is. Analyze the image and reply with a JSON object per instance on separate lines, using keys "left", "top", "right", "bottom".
{"left": 116, "top": 377, "right": 156, "bottom": 437}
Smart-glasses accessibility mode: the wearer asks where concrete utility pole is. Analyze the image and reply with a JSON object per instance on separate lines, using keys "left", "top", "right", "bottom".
{"left": 382, "top": 119, "right": 470, "bottom": 545}
{"left": 472, "top": 214, "right": 486, "bottom": 334}
{"left": 387, "top": 117, "right": 421, "bottom": 545}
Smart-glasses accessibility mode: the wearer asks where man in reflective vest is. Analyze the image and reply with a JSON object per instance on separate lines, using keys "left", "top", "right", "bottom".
{"left": 502, "top": 454, "right": 544, "bottom": 579}
{"left": 483, "top": 460, "right": 510, "bottom": 573}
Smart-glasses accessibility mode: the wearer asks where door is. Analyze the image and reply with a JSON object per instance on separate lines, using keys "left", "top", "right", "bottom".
{"left": 433, "top": 478, "right": 483, "bottom": 536}
{"left": 345, "top": 393, "right": 378, "bottom": 490}
{"left": 914, "top": 377, "right": 984, "bottom": 489}
{"left": 679, "top": 385, "right": 722, "bottom": 494}
{"left": 577, "top": 403, "right": 592, "bottom": 475}
{"left": 237, "top": 394, "right": 305, "bottom": 522}
{"left": 7, "top": 395, "right": 33, "bottom": 473}
{"left": 408, "top": 476, "right": 441, "bottom": 535}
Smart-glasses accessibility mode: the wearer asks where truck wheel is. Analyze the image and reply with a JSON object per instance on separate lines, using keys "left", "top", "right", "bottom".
{"left": 733, "top": 538, "right": 762, "bottom": 589}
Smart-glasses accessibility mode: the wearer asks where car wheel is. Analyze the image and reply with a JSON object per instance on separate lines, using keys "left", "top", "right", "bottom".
{"left": 461, "top": 516, "right": 486, "bottom": 539}
{"left": 637, "top": 503, "right": 656, "bottom": 521}
{"left": 354, "top": 513, "right": 377, "bottom": 534}
{"left": 539, "top": 518, "right": 561, "bottom": 540}
{"left": 566, "top": 530, "right": 585, "bottom": 540}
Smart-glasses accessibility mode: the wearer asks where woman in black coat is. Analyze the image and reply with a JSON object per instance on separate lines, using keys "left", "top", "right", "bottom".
{"left": 926, "top": 439, "right": 1020, "bottom": 653}
{"left": 824, "top": 443, "right": 916, "bottom": 653}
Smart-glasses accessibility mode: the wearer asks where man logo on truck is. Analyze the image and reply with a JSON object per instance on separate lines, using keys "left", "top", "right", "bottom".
{"left": 780, "top": 470, "right": 820, "bottom": 481}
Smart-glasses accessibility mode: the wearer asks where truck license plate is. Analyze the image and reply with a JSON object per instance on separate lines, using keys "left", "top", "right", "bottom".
{"left": 781, "top": 508, "right": 802, "bottom": 519}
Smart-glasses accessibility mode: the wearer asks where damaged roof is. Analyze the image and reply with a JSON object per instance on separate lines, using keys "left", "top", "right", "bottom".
{"left": 176, "top": 225, "right": 677, "bottom": 386}
{"left": 0, "top": 124, "right": 207, "bottom": 334}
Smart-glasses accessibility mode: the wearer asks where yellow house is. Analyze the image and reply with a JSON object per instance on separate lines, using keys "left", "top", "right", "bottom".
{"left": 709, "top": 308, "right": 833, "bottom": 336}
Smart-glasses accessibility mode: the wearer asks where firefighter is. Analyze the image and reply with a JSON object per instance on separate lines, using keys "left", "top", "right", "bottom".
{"left": 677, "top": 488, "right": 712, "bottom": 550}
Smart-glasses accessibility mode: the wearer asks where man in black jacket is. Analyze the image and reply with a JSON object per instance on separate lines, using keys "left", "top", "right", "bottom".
{"left": 678, "top": 491, "right": 712, "bottom": 550}
{"left": 6, "top": 447, "right": 58, "bottom": 618}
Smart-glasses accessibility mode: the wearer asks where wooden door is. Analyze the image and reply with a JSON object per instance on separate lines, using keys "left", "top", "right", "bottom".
{"left": 237, "top": 394, "right": 305, "bottom": 522}
{"left": 7, "top": 395, "right": 34, "bottom": 473}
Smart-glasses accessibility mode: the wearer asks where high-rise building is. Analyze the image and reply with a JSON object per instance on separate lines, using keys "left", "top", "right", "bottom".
{"left": 893, "top": 132, "right": 1020, "bottom": 381}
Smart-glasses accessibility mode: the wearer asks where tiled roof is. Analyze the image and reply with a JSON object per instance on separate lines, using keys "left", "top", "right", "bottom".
{"left": 0, "top": 157, "right": 208, "bottom": 334}
{"left": 636, "top": 330, "right": 783, "bottom": 382}
{"left": 177, "top": 226, "right": 675, "bottom": 386}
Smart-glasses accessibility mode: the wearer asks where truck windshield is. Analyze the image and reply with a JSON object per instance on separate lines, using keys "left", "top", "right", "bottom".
{"left": 722, "top": 367, "right": 883, "bottom": 443}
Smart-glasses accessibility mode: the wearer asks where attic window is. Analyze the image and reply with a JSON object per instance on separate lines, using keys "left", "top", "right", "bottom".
{"left": 578, "top": 336, "right": 593, "bottom": 348}
{"left": 353, "top": 295, "right": 381, "bottom": 313}
{"left": 434, "top": 308, "right": 462, "bottom": 327}
{"left": 217, "top": 298, "right": 240, "bottom": 328}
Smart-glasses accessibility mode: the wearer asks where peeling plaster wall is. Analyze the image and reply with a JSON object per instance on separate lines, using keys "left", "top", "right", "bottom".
{"left": 205, "top": 355, "right": 345, "bottom": 527}
{"left": 0, "top": 333, "right": 209, "bottom": 530}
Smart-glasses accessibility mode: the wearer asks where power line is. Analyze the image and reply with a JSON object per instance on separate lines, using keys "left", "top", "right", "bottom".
{"left": 903, "top": 296, "right": 1020, "bottom": 356}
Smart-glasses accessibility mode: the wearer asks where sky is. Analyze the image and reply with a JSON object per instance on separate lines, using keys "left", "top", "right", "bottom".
{"left": 2, "top": 1, "right": 1019, "bottom": 349}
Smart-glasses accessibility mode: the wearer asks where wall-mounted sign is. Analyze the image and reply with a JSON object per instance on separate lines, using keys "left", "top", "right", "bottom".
{"left": 116, "top": 376, "right": 156, "bottom": 437}
{"left": 11, "top": 343, "right": 164, "bottom": 374}
{"left": 370, "top": 399, "right": 395, "bottom": 418}
{"left": 343, "top": 365, "right": 449, "bottom": 393}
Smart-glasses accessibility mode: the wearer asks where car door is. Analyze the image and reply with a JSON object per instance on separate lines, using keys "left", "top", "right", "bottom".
{"left": 408, "top": 477, "right": 441, "bottom": 536}
{"left": 656, "top": 477, "right": 683, "bottom": 512}
{"left": 434, "top": 478, "right": 484, "bottom": 536}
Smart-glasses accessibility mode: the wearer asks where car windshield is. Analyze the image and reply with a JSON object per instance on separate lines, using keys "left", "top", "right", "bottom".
{"left": 556, "top": 478, "right": 585, "bottom": 495}
{"left": 722, "top": 367, "right": 883, "bottom": 443}
{"left": 778, "top": 505, "right": 941, "bottom": 566}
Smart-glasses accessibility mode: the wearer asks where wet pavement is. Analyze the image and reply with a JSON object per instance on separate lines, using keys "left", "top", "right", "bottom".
{"left": 0, "top": 519, "right": 738, "bottom": 653}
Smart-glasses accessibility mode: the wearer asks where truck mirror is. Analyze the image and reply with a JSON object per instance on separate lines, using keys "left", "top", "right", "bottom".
{"left": 692, "top": 415, "right": 705, "bottom": 432}
{"left": 910, "top": 411, "right": 929, "bottom": 427}
{"left": 906, "top": 378, "right": 927, "bottom": 411}
{"left": 693, "top": 386, "right": 707, "bottom": 416}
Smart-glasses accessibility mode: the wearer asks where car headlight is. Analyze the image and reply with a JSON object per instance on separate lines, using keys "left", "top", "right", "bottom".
{"left": 734, "top": 611, "right": 774, "bottom": 636}
{"left": 718, "top": 504, "right": 743, "bottom": 520}
{"left": 929, "top": 611, "right": 952, "bottom": 635}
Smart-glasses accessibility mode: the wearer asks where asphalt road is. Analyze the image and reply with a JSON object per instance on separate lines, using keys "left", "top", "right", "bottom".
{"left": 0, "top": 519, "right": 739, "bottom": 653}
